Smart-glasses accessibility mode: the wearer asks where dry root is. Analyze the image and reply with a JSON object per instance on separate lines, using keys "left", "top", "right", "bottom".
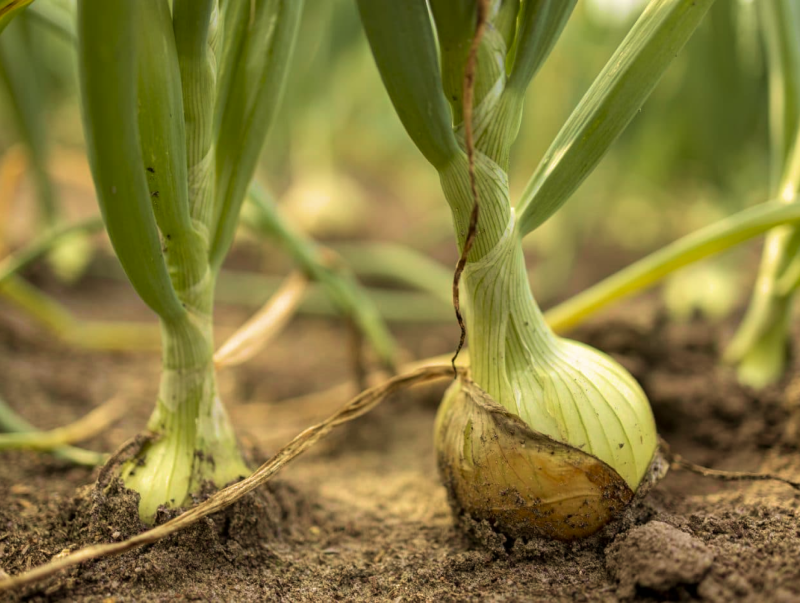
{"left": 661, "top": 438, "right": 800, "bottom": 491}
{"left": 0, "top": 365, "right": 458, "bottom": 593}
{"left": 4, "top": 366, "right": 798, "bottom": 593}
{"left": 0, "top": 397, "right": 127, "bottom": 451}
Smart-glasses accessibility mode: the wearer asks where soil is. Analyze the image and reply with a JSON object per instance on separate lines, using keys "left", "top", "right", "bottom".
{"left": 2, "top": 292, "right": 800, "bottom": 602}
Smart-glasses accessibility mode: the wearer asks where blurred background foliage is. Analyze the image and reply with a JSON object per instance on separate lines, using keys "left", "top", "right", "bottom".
{"left": 0, "top": 0, "right": 771, "bottom": 319}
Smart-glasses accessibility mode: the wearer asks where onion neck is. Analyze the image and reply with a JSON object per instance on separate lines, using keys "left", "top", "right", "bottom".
{"left": 463, "top": 212, "right": 657, "bottom": 489}
{"left": 122, "top": 277, "right": 248, "bottom": 522}
{"left": 463, "top": 211, "right": 559, "bottom": 426}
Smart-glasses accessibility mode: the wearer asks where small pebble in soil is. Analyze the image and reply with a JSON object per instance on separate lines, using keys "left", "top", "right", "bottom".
{"left": 605, "top": 520, "right": 714, "bottom": 599}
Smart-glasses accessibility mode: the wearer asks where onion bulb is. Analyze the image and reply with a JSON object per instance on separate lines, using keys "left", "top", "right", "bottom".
{"left": 435, "top": 213, "right": 658, "bottom": 541}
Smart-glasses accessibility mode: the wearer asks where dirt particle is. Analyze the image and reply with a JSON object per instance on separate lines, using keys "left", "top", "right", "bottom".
{"left": 606, "top": 520, "right": 714, "bottom": 598}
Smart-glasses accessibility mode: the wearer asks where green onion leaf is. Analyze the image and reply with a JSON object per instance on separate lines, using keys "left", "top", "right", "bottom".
{"left": 27, "top": 0, "right": 75, "bottom": 42}
{"left": 0, "top": 14, "right": 56, "bottom": 226}
{"left": 210, "top": 0, "right": 303, "bottom": 271}
{"left": 516, "top": 0, "right": 716, "bottom": 237}
{"left": 506, "top": 0, "right": 577, "bottom": 93}
{"left": 428, "top": 0, "right": 477, "bottom": 125}
{"left": 77, "top": 0, "right": 184, "bottom": 320}
{"left": 545, "top": 198, "right": 800, "bottom": 332}
{"left": 0, "top": 0, "right": 32, "bottom": 34}
{"left": 135, "top": 0, "right": 207, "bottom": 295}
{"left": 761, "top": 0, "right": 800, "bottom": 181}
{"left": 172, "top": 0, "right": 218, "bottom": 233}
{"left": 355, "top": 0, "right": 461, "bottom": 169}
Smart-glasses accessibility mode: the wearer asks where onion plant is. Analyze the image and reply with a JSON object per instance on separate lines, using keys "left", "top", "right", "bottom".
{"left": 357, "top": 0, "right": 714, "bottom": 540}
{"left": 0, "top": 9, "right": 94, "bottom": 284}
{"left": 725, "top": 0, "right": 800, "bottom": 389}
{"left": 1, "top": 0, "right": 397, "bottom": 366}
{"left": 72, "top": 0, "right": 302, "bottom": 521}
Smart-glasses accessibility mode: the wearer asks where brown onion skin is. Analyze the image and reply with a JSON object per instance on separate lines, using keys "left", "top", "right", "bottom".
{"left": 435, "top": 377, "right": 635, "bottom": 542}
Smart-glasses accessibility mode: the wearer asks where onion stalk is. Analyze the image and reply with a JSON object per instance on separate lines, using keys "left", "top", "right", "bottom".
{"left": 724, "top": 0, "right": 800, "bottom": 389}
{"left": 357, "top": 0, "right": 714, "bottom": 539}
{"left": 75, "top": 0, "right": 302, "bottom": 521}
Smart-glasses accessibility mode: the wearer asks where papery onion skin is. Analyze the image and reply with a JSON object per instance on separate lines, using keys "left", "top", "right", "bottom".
{"left": 435, "top": 377, "right": 637, "bottom": 541}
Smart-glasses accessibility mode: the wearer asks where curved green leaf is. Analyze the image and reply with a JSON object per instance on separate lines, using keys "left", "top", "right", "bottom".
{"left": 27, "top": 0, "right": 75, "bottom": 42}
{"left": 428, "top": 0, "right": 476, "bottom": 125}
{"left": 761, "top": 0, "right": 800, "bottom": 183}
{"left": 0, "top": 14, "right": 56, "bottom": 225}
{"left": 507, "top": 0, "right": 577, "bottom": 94}
{"left": 77, "top": 0, "right": 184, "bottom": 320}
{"left": 0, "top": 0, "right": 33, "bottom": 34}
{"left": 517, "top": 0, "right": 715, "bottom": 237}
{"left": 356, "top": 0, "right": 460, "bottom": 169}
{"left": 214, "top": 0, "right": 249, "bottom": 138}
{"left": 0, "top": 217, "right": 102, "bottom": 286}
{"left": 243, "top": 182, "right": 397, "bottom": 369}
{"left": 210, "top": 0, "right": 304, "bottom": 270}
{"left": 545, "top": 198, "right": 800, "bottom": 332}
{"left": 172, "top": 0, "right": 217, "bottom": 236}
{"left": 135, "top": 0, "right": 207, "bottom": 294}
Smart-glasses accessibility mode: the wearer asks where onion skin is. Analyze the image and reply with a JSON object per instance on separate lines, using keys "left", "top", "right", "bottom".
{"left": 435, "top": 377, "right": 636, "bottom": 541}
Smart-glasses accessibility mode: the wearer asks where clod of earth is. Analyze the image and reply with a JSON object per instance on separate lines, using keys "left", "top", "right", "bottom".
{"left": 606, "top": 520, "right": 715, "bottom": 598}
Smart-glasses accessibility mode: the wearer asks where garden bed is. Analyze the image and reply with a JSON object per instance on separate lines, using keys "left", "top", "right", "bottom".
{"left": 1, "top": 296, "right": 799, "bottom": 602}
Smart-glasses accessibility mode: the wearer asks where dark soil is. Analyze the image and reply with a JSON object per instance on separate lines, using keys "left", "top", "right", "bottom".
{"left": 2, "top": 298, "right": 800, "bottom": 602}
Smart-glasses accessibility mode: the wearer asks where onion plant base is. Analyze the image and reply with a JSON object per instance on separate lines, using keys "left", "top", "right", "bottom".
{"left": 435, "top": 377, "right": 663, "bottom": 543}
{"left": 120, "top": 320, "right": 251, "bottom": 521}
{"left": 120, "top": 395, "right": 250, "bottom": 522}
{"left": 725, "top": 299, "right": 792, "bottom": 389}
{"left": 452, "top": 452, "right": 670, "bottom": 558}
{"left": 4, "top": 313, "right": 800, "bottom": 598}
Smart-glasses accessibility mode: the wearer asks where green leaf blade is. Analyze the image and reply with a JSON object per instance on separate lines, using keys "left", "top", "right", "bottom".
{"left": 210, "top": 0, "right": 303, "bottom": 271}
{"left": 517, "top": 0, "right": 716, "bottom": 237}
{"left": 135, "top": 0, "right": 207, "bottom": 295}
{"left": 356, "top": 0, "right": 461, "bottom": 169}
{"left": 760, "top": 0, "right": 800, "bottom": 190}
{"left": 0, "top": 0, "right": 33, "bottom": 35}
{"left": 545, "top": 198, "right": 800, "bottom": 332}
{"left": 77, "top": 0, "right": 184, "bottom": 320}
{"left": 507, "top": 0, "right": 577, "bottom": 93}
